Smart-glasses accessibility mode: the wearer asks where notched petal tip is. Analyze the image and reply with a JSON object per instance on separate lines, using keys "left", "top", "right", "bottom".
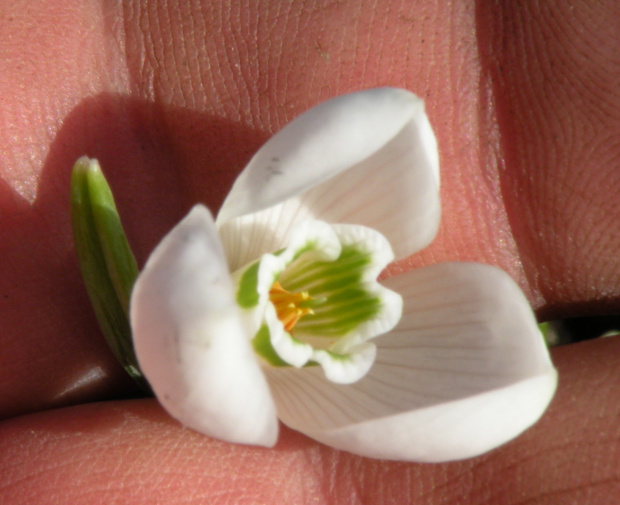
{"left": 131, "top": 204, "right": 278, "bottom": 447}
{"left": 312, "top": 343, "right": 377, "bottom": 384}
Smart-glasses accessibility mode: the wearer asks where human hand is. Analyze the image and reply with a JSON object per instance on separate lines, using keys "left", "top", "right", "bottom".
{"left": 1, "top": 1, "right": 618, "bottom": 503}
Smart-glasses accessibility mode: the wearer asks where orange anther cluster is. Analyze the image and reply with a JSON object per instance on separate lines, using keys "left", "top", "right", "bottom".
{"left": 269, "top": 281, "right": 313, "bottom": 332}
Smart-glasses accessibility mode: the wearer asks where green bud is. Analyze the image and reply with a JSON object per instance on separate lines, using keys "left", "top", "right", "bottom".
{"left": 71, "top": 156, "right": 149, "bottom": 391}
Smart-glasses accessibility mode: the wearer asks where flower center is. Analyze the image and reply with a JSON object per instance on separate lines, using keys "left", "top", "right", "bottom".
{"left": 234, "top": 219, "right": 402, "bottom": 383}
{"left": 269, "top": 281, "right": 313, "bottom": 332}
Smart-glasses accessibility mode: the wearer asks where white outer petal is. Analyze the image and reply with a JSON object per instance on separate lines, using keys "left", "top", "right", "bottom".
{"left": 267, "top": 263, "right": 557, "bottom": 461}
{"left": 217, "top": 88, "right": 440, "bottom": 270}
{"left": 130, "top": 205, "right": 278, "bottom": 446}
{"left": 304, "top": 374, "right": 556, "bottom": 462}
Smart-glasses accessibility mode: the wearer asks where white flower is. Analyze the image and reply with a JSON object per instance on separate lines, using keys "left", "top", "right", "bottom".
{"left": 130, "top": 88, "right": 557, "bottom": 462}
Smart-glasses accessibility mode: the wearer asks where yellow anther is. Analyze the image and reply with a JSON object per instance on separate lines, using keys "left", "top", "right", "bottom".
{"left": 269, "top": 281, "right": 313, "bottom": 332}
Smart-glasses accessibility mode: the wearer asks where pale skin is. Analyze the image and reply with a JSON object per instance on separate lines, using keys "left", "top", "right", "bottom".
{"left": 0, "top": 1, "right": 619, "bottom": 503}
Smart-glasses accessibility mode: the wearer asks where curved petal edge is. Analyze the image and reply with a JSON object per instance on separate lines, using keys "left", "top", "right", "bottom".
{"left": 306, "top": 371, "right": 557, "bottom": 462}
{"left": 217, "top": 87, "right": 432, "bottom": 224}
{"left": 217, "top": 88, "right": 440, "bottom": 266}
{"left": 130, "top": 205, "right": 278, "bottom": 446}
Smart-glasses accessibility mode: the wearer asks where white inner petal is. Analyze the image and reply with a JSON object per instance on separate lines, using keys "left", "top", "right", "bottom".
{"left": 237, "top": 219, "right": 403, "bottom": 384}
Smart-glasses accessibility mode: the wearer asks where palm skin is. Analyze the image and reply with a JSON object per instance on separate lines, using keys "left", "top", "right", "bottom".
{"left": 0, "top": 1, "right": 618, "bottom": 503}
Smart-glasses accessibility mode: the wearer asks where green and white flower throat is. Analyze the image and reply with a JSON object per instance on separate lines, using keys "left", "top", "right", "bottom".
{"left": 233, "top": 219, "right": 403, "bottom": 384}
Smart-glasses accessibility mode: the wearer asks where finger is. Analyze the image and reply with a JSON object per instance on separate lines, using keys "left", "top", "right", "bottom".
{"left": 1, "top": 337, "right": 618, "bottom": 505}
{"left": 474, "top": 1, "right": 620, "bottom": 318}
{"left": 0, "top": 0, "right": 146, "bottom": 418}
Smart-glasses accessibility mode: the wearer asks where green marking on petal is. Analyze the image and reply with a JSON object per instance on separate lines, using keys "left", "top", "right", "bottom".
{"left": 236, "top": 241, "right": 323, "bottom": 310}
{"left": 283, "top": 246, "right": 371, "bottom": 292}
{"left": 251, "top": 325, "right": 289, "bottom": 366}
{"left": 297, "top": 302, "right": 381, "bottom": 336}
{"left": 324, "top": 350, "right": 351, "bottom": 361}
{"left": 239, "top": 221, "right": 396, "bottom": 381}
{"left": 305, "top": 351, "right": 350, "bottom": 367}
{"left": 291, "top": 241, "right": 317, "bottom": 261}
{"left": 281, "top": 245, "right": 381, "bottom": 338}
{"left": 298, "top": 296, "right": 327, "bottom": 309}
{"left": 236, "top": 261, "right": 260, "bottom": 308}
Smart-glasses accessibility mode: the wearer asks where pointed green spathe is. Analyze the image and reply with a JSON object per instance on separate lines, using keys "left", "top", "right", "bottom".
{"left": 70, "top": 156, "right": 148, "bottom": 391}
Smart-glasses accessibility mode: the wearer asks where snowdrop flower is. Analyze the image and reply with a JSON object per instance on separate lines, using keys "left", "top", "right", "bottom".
{"left": 130, "top": 88, "right": 557, "bottom": 462}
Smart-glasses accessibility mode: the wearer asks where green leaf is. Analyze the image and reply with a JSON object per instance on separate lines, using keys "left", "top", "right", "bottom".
{"left": 71, "top": 156, "right": 149, "bottom": 391}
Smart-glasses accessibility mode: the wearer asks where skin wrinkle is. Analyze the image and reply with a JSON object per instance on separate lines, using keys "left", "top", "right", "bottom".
{"left": 149, "top": 3, "right": 174, "bottom": 103}
{"left": 178, "top": 3, "right": 202, "bottom": 111}
{"left": 190, "top": 7, "right": 212, "bottom": 112}
{"left": 133, "top": 3, "right": 157, "bottom": 101}
{"left": 118, "top": 3, "right": 151, "bottom": 99}
{"left": 225, "top": 2, "right": 249, "bottom": 120}
{"left": 273, "top": 2, "right": 298, "bottom": 110}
